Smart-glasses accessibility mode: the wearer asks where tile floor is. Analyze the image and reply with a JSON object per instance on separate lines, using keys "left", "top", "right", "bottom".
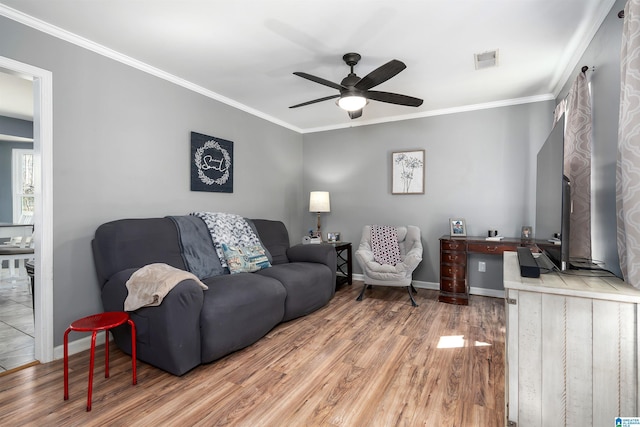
{"left": 0, "top": 272, "right": 35, "bottom": 373}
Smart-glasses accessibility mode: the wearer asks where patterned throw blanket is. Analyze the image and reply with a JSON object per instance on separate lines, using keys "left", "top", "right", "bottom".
{"left": 371, "top": 225, "right": 402, "bottom": 266}
{"left": 190, "top": 212, "right": 263, "bottom": 268}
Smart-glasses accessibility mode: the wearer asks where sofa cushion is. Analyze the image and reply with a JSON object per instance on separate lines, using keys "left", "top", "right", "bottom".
{"left": 256, "top": 262, "right": 333, "bottom": 321}
{"left": 221, "top": 244, "right": 271, "bottom": 274}
{"left": 250, "top": 219, "right": 290, "bottom": 265}
{"left": 92, "top": 218, "right": 186, "bottom": 287}
{"left": 199, "top": 273, "right": 286, "bottom": 363}
{"left": 245, "top": 219, "right": 273, "bottom": 264}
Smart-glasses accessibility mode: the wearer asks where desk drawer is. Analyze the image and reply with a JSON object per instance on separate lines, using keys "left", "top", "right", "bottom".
{"left": 440, "top": 278, "right": 467, "bottom": 294}
{"left": 467, "top": 242, "right": 518, "bottom": 255}
{"left": 441, "top": 264, "right": 466, "bottom": 280}
{"left": 441, "top": 240, "right": 465, "bottom": 251}
{"left": 441, "top": 252, "right": 466, "bottom": 265}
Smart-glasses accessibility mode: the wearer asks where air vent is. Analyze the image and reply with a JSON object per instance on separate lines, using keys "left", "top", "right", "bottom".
{"left": 474, "top": 49, "right": 499, "bottom": 70}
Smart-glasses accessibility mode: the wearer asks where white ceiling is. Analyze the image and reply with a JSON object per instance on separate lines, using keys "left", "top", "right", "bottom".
{"left": 0, "top": 0, "right": 616, "bottom": 133}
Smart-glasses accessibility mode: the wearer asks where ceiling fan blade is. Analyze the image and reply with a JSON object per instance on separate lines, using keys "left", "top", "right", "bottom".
{"left": 293, "top": 72, "right": 345, "bottom": 91}
{"left": 289, "top": 94, "right": 340, "bottom": 109}
{"left": 366, "top": 91, "right": 423, "bottom": 107}
{"left": 354, "top": 60, "right": 406, "bottom": 91}
{"left": 348, "top": 109, "right": 363, "bottom": 119}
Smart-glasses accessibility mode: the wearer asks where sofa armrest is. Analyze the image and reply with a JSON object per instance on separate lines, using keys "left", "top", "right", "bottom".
{"left": 101, "top": 268, "right": 205, "bottom": 376}
{"left": 287, "top": 243, "right": 336, "bottom": 266}
{"left": 355, "top": 247, "right": 374, "bottom": 266}
{"left": 402, "top": 245, "right": 423, "bottom": 273}
{"left": 286, "top": 244, "right": 337, "bottom": 290}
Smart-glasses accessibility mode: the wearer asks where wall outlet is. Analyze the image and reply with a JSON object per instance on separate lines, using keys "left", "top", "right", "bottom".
{"left": 478, "top": 261, "right": 486, "bottom": 272}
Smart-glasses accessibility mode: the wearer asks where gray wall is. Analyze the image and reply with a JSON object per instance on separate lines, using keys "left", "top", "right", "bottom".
{"left": 0, "top": 115, "right": 33, "bottom": 139}
{"left": 0, "top": 139, "right": 33, "bottom": 222}
{"left": 556, "top": 0, "right": 624, "bottom": 277}
{"left": 303, "top": 101, "right": 554, "bottom": 288}
{"left": 0, "top": 0, "right": 624, "bottom": 348}
{"left": 0, "top": 16, "right": 303, "bottom": 346}
{"left": 303, "top": 0, "right": 625, "bottom": 288}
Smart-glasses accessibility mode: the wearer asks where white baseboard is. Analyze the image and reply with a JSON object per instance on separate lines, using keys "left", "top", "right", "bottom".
{"left": 53, "top": 331, "right": 110, "bottom": 360}
{"left": 469, "top": 287, "right": 505, "bottom": 299}
{"left": 412, "top": 280, "right": 440, "bottom": 290}
{"left": 352, "top": 273, "right": 504, "bottom": 298}
{"left": 351, "top": 274, "right": 439, "bottom": 290}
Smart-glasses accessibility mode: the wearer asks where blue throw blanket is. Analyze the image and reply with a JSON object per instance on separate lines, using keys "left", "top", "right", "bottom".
{"left": 168, "top": 215, "right": 225, "bottom": 279}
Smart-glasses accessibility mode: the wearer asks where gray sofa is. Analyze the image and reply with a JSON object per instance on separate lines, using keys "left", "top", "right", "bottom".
{"left": 92, "top": 217, "right": 336, "bottom": 376}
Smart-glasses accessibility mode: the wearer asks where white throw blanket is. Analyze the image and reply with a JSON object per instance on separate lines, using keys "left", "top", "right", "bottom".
{"left": 124, "top": 263, "right": 208, "bottom": 311}
{"left": 190, "top": 212, "right": 263, "bottom": 268}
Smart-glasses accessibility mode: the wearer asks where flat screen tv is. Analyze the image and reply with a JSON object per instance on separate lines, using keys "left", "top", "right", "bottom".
{"left": 535, "top": 115, "right": 571, "bottom": 271}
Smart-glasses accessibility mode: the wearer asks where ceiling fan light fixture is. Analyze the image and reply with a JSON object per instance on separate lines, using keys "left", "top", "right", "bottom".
{"left": 338, "top": 95, "right": 367, "bottom": 111}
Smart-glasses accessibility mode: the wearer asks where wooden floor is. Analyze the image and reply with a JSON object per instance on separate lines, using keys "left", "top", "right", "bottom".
{"left": 0, "top": 282, "right": 505, "bottom": 426}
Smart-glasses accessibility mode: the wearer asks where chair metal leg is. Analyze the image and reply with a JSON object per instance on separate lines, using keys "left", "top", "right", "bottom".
{"left": 407, "top": 286, "right": 419, "bottom": 307}
{"left": 356, "top": 283, "right": 368, "bottom": 301}
{"left": 410, "top": 283, "right": 418, "bottom": 294}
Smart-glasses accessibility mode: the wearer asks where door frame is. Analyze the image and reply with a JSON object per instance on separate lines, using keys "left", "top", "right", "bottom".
{"left": 1, "top": 55, "right": 54, "bottom": 363}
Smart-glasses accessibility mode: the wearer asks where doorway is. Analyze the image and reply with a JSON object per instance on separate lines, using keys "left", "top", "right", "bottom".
{"left": 0, "top": 55, "right": 54, "bottom": 368}
{"left": 0, "top": 121, "right": 35, "bottom": 372}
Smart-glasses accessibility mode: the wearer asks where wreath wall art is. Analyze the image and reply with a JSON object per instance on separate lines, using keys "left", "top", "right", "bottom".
{"left": 190, "top": 131, "right": 234, "bottom": 193}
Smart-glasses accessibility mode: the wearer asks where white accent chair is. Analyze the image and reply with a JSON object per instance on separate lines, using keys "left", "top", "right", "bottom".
{"left": 354, "top": 225, "right": 423, "bottom": 306}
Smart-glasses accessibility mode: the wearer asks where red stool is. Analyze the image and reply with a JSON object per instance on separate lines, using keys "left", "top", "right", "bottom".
{"left": 64, "top": 311, "right": 137, "bottom": 411}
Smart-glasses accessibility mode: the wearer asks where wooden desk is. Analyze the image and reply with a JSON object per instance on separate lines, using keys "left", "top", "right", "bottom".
{"left": 439, "top": 235, "right": 534, "bottom": 305}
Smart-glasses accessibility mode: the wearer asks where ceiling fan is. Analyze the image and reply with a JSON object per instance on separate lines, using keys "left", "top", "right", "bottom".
{"left": 289, "top": 52, "right": 423, "bottom": 119}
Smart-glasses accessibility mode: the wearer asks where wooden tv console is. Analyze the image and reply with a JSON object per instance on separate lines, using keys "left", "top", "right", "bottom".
{"left": 439, "top": 235, "right": 535, "bottom": 305}
{"left": 503, "top": 251, "right": 640, "bottom": 425}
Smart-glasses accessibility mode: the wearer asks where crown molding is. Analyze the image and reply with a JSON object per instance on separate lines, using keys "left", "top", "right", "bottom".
{"left": 302, "top": 93, "right": 555, "bottom": 134}
{"left": 550, "top": 0, "right": 617, "bottom": 97}
{"left": 0, "top": 4, "right": 303, "bottom": 134}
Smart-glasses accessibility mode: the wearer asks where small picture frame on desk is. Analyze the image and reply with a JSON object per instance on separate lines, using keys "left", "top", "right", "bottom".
{"left": 521, "top": 225, "right": 533, "bottom": 239}
{"left": 327, "top": 232, "right": 340, "bottom": 242}
{"left": 449, "top": 218, "right": 466, "bottom": 237}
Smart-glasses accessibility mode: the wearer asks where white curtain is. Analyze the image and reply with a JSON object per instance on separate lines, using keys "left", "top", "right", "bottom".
{"left": 564, "top": 72, "right": 592, "bottom": 261}
{"left": 553, "top": 99, "right": 566, "bottom": 126}
{"left": 552, "top": 72, "right": 593, "bottom": 262}
{"left": 617, "top": 0, "right": 640, "bottom": 288}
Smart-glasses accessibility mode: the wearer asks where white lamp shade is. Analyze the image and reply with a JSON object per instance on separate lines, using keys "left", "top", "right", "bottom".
{"left": 309, "top": 191, "right": 330, "bottom": 212}
{"left": 338, "top": 95, "right": 367, "bottom": 112}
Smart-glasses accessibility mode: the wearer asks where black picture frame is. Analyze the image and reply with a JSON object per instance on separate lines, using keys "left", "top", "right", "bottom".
{"left": 190, "top": 131, "right": 233, "bottom": 193}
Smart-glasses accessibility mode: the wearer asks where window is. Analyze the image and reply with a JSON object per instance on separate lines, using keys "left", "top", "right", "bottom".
{"left": 12, "top": 148, "right": 34, "bottom": 224}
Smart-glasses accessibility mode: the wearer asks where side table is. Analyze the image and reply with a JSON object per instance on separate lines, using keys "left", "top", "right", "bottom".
{"left": 331, "top": 241, "right": 352, "bottom": 289}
